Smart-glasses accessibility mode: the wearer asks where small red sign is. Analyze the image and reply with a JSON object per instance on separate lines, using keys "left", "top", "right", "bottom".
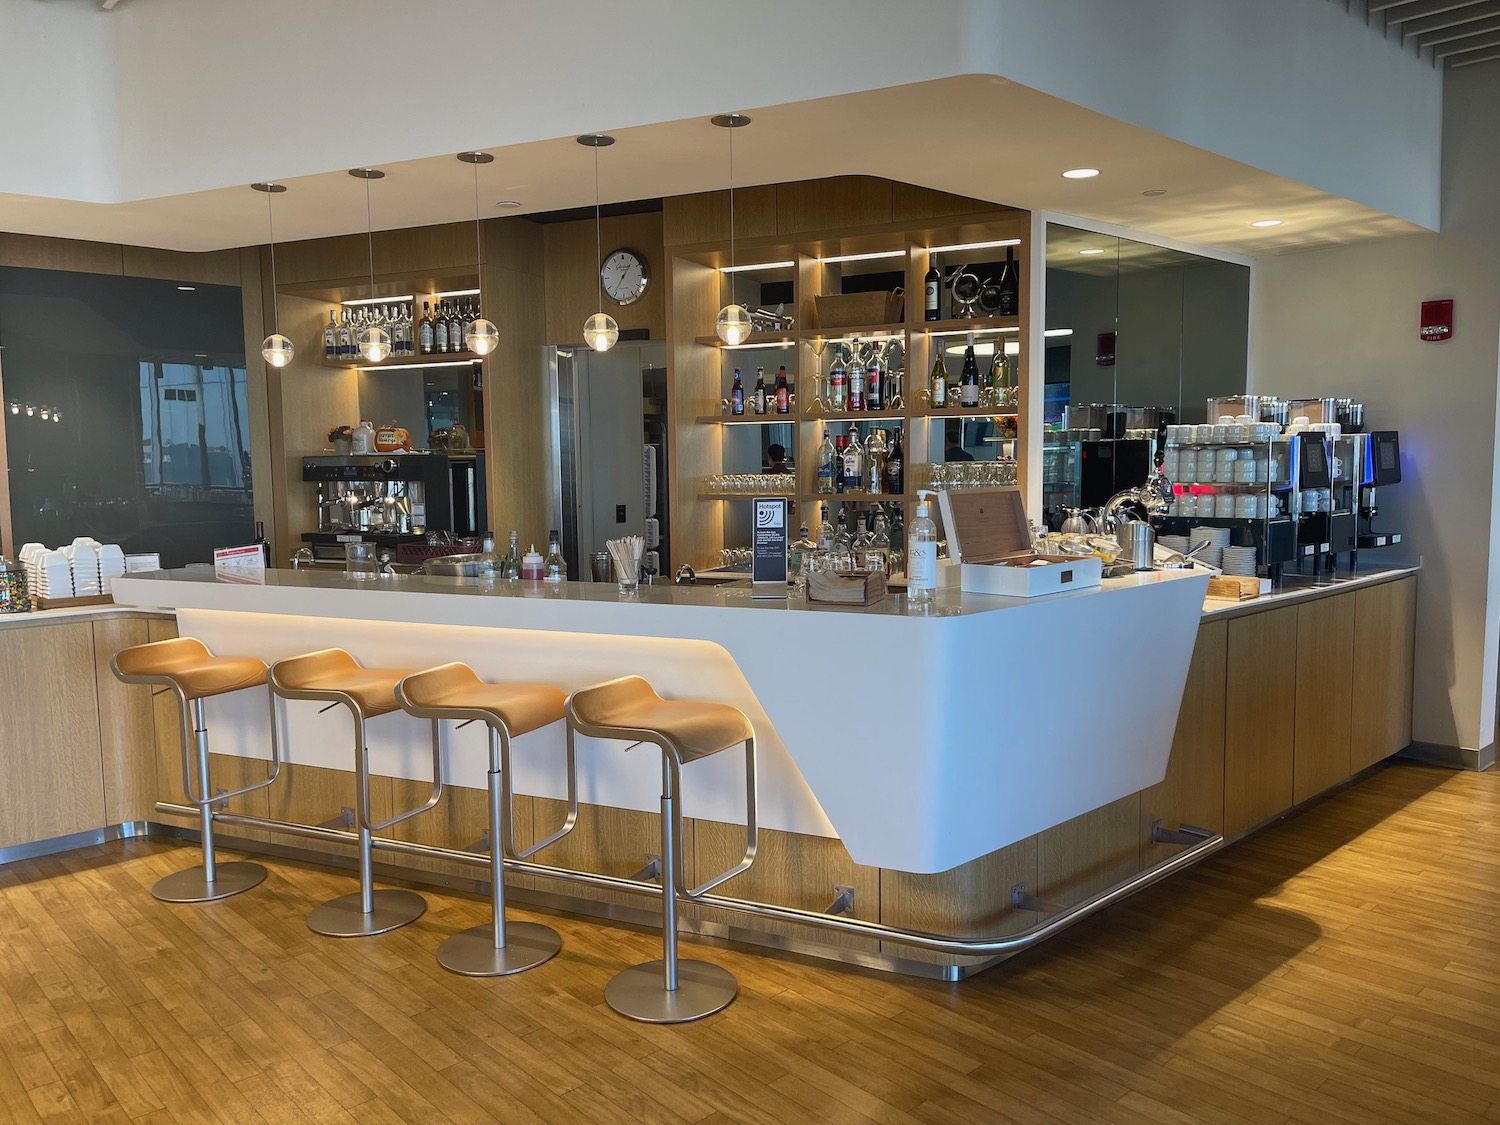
{"left": 1421, "top": 298, "right": 1453, "bottom": 343}
{"left": 1095, "top": 331, "right": 1117, "bottom": 367}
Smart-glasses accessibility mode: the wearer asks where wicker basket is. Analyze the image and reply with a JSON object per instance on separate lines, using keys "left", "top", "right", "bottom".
{"left": 813, "top": 288, "right": 904, "bottom": 330}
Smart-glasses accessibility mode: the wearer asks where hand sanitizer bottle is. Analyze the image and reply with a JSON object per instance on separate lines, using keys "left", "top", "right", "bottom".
{"left": 907, "top": 489, "right": 938, "bottom": 607}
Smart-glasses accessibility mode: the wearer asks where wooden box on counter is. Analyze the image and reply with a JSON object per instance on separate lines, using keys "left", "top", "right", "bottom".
{"left": 937, "top": 487, "right": 1102, "bottom": 597}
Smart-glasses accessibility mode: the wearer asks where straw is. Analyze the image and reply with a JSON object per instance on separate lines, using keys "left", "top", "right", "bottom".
{"left": 606, "top": 535, "right": 644, "bottom": 583}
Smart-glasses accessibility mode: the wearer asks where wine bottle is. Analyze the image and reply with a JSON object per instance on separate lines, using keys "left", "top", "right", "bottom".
{"left": 924, "top": 263, "right": 941, "bottom": 321}
{"left": 997, "top": 248, "right": 1018, "bottom": 317}
{"left": 865, "top": 351, "right": 882, "bottom": 411}
{"left": 884, "top": 427, "right": 904, "bottom": 494}
{"left": 929, "top": 354, "right": 948, "bottom": 408}
{"left": 960, "top": 338, "right": 981, "bottom": 408}
{"left": 419, "top": 302, "right": 434, "bottom": 354}
{"left": 254, "top": 521, "right": 271, "bottom": 566}
{"left": 434, "top": 302, "right": 451, "bottom": 354}
{"left": 324, "top": 311, "right": 338, "bottom": 361}
{"left": 829, "top": 352, "right": 848, "bottom": 412}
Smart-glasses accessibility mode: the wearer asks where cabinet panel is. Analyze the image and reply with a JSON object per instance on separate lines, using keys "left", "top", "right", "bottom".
{"left": 879, "top": 836, "right": 1036, "bottom": 967}
{"left": 1037, "top": 794, "right": 1141, "bottom": 906}
{"left": 91, "top": 616, "right": 159, "bottom": 824}
{"left": 1223, "top": 606, "right": 1298, "bottom": 837}
{"left": 1293, "top": 594, "right": 1355, "bottom": 803}
{"left": 0, "top": 623, "right": 106, "bottom": 847}
{"left": 1141, "top": 619, "right": 1227, "bottom": 866}
{"left": 1351, "top": 577, "right": 1417, "bottom": 769}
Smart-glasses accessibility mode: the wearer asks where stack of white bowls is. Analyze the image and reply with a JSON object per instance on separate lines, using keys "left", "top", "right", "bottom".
{"left": 1220, "top": 546, "right": 1258, "bottom": 576}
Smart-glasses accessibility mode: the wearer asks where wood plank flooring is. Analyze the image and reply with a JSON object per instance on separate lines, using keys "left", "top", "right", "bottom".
{"left": 1, "top": 761, "right": 1497, "bottom": 1124}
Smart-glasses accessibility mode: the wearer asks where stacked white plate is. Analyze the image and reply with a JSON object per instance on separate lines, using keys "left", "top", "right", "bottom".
{"left": 1220, "top": 546, "right": 1258, "bottom": 576}
{"left": 1190, "top": 527, "right": 1231, "bottom": 571}
{"left": 1159, "top": 534, "right": 1190, "bottom": 556}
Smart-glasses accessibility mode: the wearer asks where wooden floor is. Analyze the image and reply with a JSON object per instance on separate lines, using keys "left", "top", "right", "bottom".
{"left": 1, "top": 761, "right": 1497, "bottom": 1125}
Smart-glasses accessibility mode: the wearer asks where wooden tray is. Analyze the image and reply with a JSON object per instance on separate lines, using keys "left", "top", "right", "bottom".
{"left": 807, "top": 569, "right": 887, "bottom": 605}
{"left": 36, "top": 593, "right": 113, "bottom": 610}
{"left": 814, "top": 290, "right": 904, "bottom": 330}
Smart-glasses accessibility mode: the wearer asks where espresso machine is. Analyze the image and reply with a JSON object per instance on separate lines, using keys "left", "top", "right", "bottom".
{"left": 300, "top": 452, "right": 486, "bottom": 564}
{"left": 1352, "top": 430, "right": 1403, "bottom": 559}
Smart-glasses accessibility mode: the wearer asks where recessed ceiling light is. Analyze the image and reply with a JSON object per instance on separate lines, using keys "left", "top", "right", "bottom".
{"left": 177, "top": 285, "right": 196, "bottom": 291}
{"left": 1061, "top": 168, "right": 1100, "bottom": 180}
{"left": 1079, "top": 248, "right": 1106, "bottom": 256}
{"left": 495, "top": 200, "right": 522, "bottom": 208}
{"left": 194, "top": 353, "right": 208, "bottom": 358}
{"left": 1141, "top": 189, "right": 1168, "bottom": 197}
{"left": 1250, "top": 219, "right": 1284, "bottom": 228}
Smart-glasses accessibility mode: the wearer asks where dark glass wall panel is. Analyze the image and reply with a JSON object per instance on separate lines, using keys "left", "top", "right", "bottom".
{"left": 0, "top": 268, "right": 249, "bottom": 566}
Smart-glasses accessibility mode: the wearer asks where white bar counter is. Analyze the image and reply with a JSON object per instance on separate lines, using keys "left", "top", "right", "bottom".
{"left": 109, "top": 567, "right": 1210, "bottom": 874}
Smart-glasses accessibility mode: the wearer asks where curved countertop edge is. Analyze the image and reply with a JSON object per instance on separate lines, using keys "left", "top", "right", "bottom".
{"left": 1200, "top": 563, "right": 1419, "bottom": 620}
{"left": 0, "top": 604, "right": 171, "bottom": 631}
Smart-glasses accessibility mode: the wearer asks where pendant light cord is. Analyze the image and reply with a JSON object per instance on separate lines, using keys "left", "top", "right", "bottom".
{"left": 473, "top": 161, "right": 484, "bottom": 309}
{"left": 594, "top": 143, "right": 603, "bottom": 317}
{"left": 365, "top": 176, "right": 376, "bottom": 297}
{"left": 265, "top": 190, "right": 280, "bottom": 335}
{"left": 728, "top": 122, "right": 736, "bottom": 273}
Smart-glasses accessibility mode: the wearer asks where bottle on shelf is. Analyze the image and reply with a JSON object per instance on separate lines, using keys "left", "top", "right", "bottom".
{"left": 815, "top": 504, "right": 835, "bottom": 569}
{"left": 476, "top": 533, "right": 500, "bottom": 581}
{"left": 884, "top": 427, "right": 905, "bottom": 495}
{"left": 847, "top": 343, "right": 866, "bottom": 413}
{"left": 324, "top": 311, "right": 338, "bottom": 361}
{"left": 865, "top": 349, "right": 883, "bottom": 411}
{"left": 853, "top": 517, "right": 874, "bottom": 570}
{"left": 254, "top": 521, "right": 271, "bottom": 566}
{"left": 435, "top": 302, "right": 451, "bottom": 354}
{"left": 866, "top": 428, "right": 889, "bottom": 495}
{"left": 870, "top": 513, "right": 892, "bottom": 575}
{"left": 337, "top": 309, "right": 355, "bottom": 360}
{"left": 789, "top": 522, "right": 814, "bottom": 591}
{"left": 752, "top": 366, "right": 768, "bottom": 415}
{"left": 929, "top": 353, "right": 948, "bottom": 409}
{"left": 731, "top": 368, "right": 746, "bottom": 416}
{"left": 833, "top": 507, "right": 853, "bottom": 570}
{"left": 960, "top": 337, "right": 981, "bottom": 408}
{"left": 833, "top": 435, "right": 848, "bottom": 494}
{"left": 419, "top": 301, "right": 435, "bottom": 354}
{"left": 543, "top": 530, "right": 567, "bottom": 583}
{"left": 829, "top": 349, "right": 848, "bottom": 412}
{"left": 774, "top": 366, "right": 791, "bottom": 415}
{"left": 452, "top": 303, "right": 468, "bottom": 353}
{"left": 816, "top": 430, "right": 837, "bottom": 494}
{"left": 502, "top": 530, "right": 520, "bottom": 580}
{"left": 997, "top": 247, "right": 1019, "bottom": 317}
{"left": 907, "top": 490, "right": 938, "bottom": 607}
{"left": 924, "top": 261, "right": 942, "bottom": 321}
{"left": 842, "top": 429, "right": 865, "bottom": 493}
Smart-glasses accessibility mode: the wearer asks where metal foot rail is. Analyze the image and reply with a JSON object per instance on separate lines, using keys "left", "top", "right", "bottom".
{"left": 154, "top": 801, "right": 1222, "bottom": 959}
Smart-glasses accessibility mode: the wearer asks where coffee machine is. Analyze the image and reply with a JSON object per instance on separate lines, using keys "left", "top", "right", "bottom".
{"left": 1352, "top": 430, "right": 1403, "bottom": 559}
{"left": 301, "top": 452, "right": 486, "bottom": 564}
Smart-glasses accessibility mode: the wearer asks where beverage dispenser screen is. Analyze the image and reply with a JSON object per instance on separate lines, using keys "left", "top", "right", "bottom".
{"left": 1370, "top": 431, "right": 1402, "bottom": 486}
{"left": 1297, "top": 433, "right": 1331, "bottom": 489}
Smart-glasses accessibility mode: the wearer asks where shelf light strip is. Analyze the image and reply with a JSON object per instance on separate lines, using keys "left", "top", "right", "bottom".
{"left": 720, "top": 341, "right": 796, "bottom": 351}
{"left": 342, "top": 294, "right": 413, "bottom": 307}
{"left": 434, "top": 288, "right": 481, "bottom": 298}
{"left": 927, "top": 238, "right": 1021, "bottom": 253}
{"left": 817, "top": 250, "right": 906, "bottom": 265}
{"left": 719, "top": 260, "right": 795, "bottom": 274}
{"left": 1043, "top": 328, "right": 1074, "bottom": 338}
{"left": 356, "top": 358, "right": 477, "bottom": 371}
{"left": 927, "top": 327, "right": 1020, "bottom": 337}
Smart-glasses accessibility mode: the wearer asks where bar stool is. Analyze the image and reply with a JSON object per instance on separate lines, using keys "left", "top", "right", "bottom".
{"left": 111, "top": 637, "right": 281, "bottom": 903}
{"left": 566, "top": 675, "right": 758, "bottom": 1023}
{"left": 396, "top": 662, "right": 578, "bottom": 976}
{"left": 269, "top": 648, "right": 443, "bottom": 938}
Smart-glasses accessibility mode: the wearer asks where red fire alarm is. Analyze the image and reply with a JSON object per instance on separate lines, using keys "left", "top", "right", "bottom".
{"left": 1420, "top": 299, "right": 1454, "bottom": 342}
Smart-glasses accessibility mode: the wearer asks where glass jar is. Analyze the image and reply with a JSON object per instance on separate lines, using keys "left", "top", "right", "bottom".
{"left": 0, "top": 557, "right": 30, "bottom": 613}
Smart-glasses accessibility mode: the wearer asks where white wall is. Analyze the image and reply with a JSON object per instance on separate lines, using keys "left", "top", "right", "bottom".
{"left": 1251, "top": 63, "right": 1500, "bottom": 758}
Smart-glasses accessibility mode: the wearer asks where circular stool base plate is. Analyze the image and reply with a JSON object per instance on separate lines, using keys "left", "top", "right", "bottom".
{"left": 152, "top": 861, "right": 266, "bottom": 903}
{"left": 437, "top": 921, "right": 561, "bottom": 976}
{"left": 307, "top": 889, "right": 426, "bottom": 938}
{"left": 605, "top": 959, "right": 737, "bottom": 1023}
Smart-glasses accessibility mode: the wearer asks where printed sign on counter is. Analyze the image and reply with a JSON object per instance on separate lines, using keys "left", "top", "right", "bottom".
{"left": 213, "top": 543, "right": 266, "bottom": 584}
{"left": 751, "top": 497, "right": 788, "bottom": 599}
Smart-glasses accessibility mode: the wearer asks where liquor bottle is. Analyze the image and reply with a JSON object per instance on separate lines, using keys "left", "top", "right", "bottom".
{"left": 774, "top": 366, "right": 791, "bottom": 414}
{"left": 960, "top": 339, "right": 981, "bottom": 407}
{"left": 391, "top": 308, "right": 409, "bottom": 357}
{"left": 337, "top": 310, "right": 355, "bottom": 360}
{"left": 502, "top": 530, "right": 520, "bottom": 580}
{"left": 435, "top": 302, "right": 451, "bottom": 354}
{"left": 833, "top": 507, "right": 853, "bottom": 569}
{"left": 815, "top": 431, "right": 836, "bottom": 493}
{"left": 924, "top": 262, "right": 941, "bottom": 321}
{"left": 324, "top": 311, "right": 338, "bottom": 361}
{"left": 853, "top": 519, "right": 873, "bottom": 570}
{"left": 833, "top": 435, "right": 847, "bottom": 493}
{"left": 815, "top": 504, "right": 835, "bottom": 567}
{"left": 401, "top": 303, "right": 415, "bottom": 355}
{"left": 929, "top": 353, "right": 948, "bottom": 408}
{"left": 543, "top": 530, "right": 567, "bottom": 583}
{"left": 254, "top": 521, "right": 271, "bottom": 566}
{"left": 842, "top": 429, "right": 865, "bottom": 493}
{"left": 865, "top": 350, "right": 882, "bottom": 411}
{"left": 884, "top": 427, "right": 905, "bottom": 495}
{"left": 452, "top": 302, "right": 468, "bottom": 352}
{"left": 789, "top": 523, "right": 814, "bottom": 591}
{"left": 829, "top": 350, "right": 848, "bottom": 412}
{"left": 731, "top": 368, "right": 745, "bottom": 416}
{"left": 870, "top": 513, "right": 892, "bottom": 575}
{"left": 752, "top": 367, "right": 767, "bottom": 415}
{"left": 419, "top": 302, "right": 435, "bottom": 354}
{"left": 847, "top": 362, "right": 866, "bottom": 413}
{"left": 865, "top": 428, "right": 888, "bottom": 495}
{"left": 908, "top": 490, "right": 938, "bottom": 607}
{"left": 997, "top": 247, "right": 1018, "bottom": 317}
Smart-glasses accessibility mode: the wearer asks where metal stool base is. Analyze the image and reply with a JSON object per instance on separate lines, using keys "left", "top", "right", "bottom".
{"left": 151, "top": 861, "right": 267, "bottom": 904}
{"left": 437, "top": 921, "right": 561, "bottom": 976}
{"left": 307, "top": 889, "right": 426, "bottom": 937}
{"left": 605, "top": 959, "right": 737, "bottom": 1023}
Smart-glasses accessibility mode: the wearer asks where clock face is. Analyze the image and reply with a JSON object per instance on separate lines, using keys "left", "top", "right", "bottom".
{"left": 600, "top": 248, "right": 649, "bottom": 306}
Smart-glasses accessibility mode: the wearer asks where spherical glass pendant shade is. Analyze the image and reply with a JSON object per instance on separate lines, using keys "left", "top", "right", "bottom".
{"left": 357, "top": 326, "right": 393, "bottom": 363}
{"left": 583, "top": 312, "right": 619, "bottom": 352}
{"left": 716, "top": 303, "right": 752, "bottom": 346}
{"left": 468, "top": 318, "right": 499, "bottom": 356}
{"left": 261, "top": 333, "right": 295, "bottom": 368}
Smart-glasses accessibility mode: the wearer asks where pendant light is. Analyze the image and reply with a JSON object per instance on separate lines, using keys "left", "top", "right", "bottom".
{"left": 253, "top": 182, "right": 294, "bottom": 368}
{"left": 350, "top": 168, "right": 393, "bottom": 363}
{"left": 456, "top": 152, "right": 500, "bottom": 356}
{"left": 712, "top": 113, "right": 753, "bottom": 346}
{"left": 577, "top": 133, "right": 619, "bottom": 352}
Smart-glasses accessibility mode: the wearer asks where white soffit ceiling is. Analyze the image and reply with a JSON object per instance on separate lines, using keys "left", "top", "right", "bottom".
{"left": 0, "top": 76, "right": 1423, "bottom": 258}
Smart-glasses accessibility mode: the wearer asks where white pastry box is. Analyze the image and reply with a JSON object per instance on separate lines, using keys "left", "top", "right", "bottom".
{"left": 936, "top": 487, "right": 1102, "bottom": 597}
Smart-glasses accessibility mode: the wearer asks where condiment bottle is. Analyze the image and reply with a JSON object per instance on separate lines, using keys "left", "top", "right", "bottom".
{"left": 520, "top": 544, "right": 544, "bottom": 581}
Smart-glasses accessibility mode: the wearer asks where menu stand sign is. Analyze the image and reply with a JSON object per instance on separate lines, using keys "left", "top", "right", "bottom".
{"left": 751, "top": 497, "right": 789, "bottom": 599}
{"left": 213, "top": 543, "right": 267, "bottom": 585}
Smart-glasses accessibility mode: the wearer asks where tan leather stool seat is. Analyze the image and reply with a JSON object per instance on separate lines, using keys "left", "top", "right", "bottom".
{"left": 271, "top": 648, "right": 411, "bottom": 717}
{"left": 568, "top": 675, "right": 752, "bottom": 763}
{"left": 398, "top": 663, "right": 565, "bottom": 736}
{"left": 113, "top": 636, "right": 267, "bottom": 700}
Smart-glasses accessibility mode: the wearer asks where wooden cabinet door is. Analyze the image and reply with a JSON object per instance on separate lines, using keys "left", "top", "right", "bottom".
{"left": 1223, "top": 606, "right": 1298, "bottom": 838}
{"left": 1141, "top": 620, "right": 1227, "bottom": 866}
{"left": 1293, "top": 594, "right": 1355, "bottom": 803}
{"left": 1351, "top": 577, "right": 1417, "bottom": 769}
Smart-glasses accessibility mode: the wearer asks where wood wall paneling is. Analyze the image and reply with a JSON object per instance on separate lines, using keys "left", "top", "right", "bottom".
{"left": 1223, "top": 605, "right": 1298, "bottom": 837}
{"left": 0, "top": 622, "right": 107, "bottom": 848}
{"left": 515, "top": 797, "right": 672, "bottom": 909}
{"left": 776, "top": 177, "right": 894, "bottom": 234}
{"left": 1036, "top": 794, "right": 1142, "bottom": 906}
{"left": 879, "top": 836, "right": 1037, "bottom": 967}
{"left": 1351, "top": 577, "right": 1417, "bottom": 769}
{"left": 0, "top": 233, "right": 124, "bottom": 274}
{"left": 1140, "top": 619, "right": 1227, "bottom": 866}
{"left": 120, "top": 246, "right": 240, "bottom": 286}
{"left": 91, "top": 616, "right": 159, "bottom": 825}
{"left": 662, "top": 186, "right": 779, "bottom": 247}
{"left": 890, "top": 183, "right": 1004, "bottom": 224}
{"left": 542, "top": 210, "right": 666, "bottom": 344}
{"left": 268, "top": 234, "right": 369, "bottom": 287}
{"left": 1293, "top": 593, "right": 1356, "bottom": 804}
{"left": 373, "top": 223, "right": 474, "bottom": 278}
